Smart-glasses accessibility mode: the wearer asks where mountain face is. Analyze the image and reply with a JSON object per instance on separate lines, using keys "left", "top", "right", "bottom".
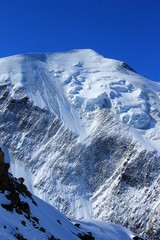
{"left": 0, "top": 148, "right": 145, "bottom": 240}
{"left": 0, "top": 49, "right": 160, "bottom": 239}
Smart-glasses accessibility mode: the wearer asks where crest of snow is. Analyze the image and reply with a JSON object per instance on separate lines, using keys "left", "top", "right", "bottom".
{"left": 0, "top": 49, "right": 160, "bottom": 149}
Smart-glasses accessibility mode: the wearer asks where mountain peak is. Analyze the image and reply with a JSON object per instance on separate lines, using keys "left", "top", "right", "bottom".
{"left": 0, "top": 50, "right": 159, "bottom": 239}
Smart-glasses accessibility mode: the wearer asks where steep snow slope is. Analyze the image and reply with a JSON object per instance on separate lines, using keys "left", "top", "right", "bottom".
{"left": 0, "top": 148, "right": 145, "bottom": 240}
{"left": 0, "top": 49, "right": 160, "bottom": 239}
{"left": 0, "top": 192, "right": 143, "bottom": 240}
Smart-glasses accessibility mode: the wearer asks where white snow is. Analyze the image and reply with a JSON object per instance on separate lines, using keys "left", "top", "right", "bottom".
{"left": 1, "top": 49, "right": 160, "bottom": 146}
{"left": 0, "top": 191, "right": 145, "bottom": 240}
{"left": 76, "top": 220, "right": 136, "bottom": 240}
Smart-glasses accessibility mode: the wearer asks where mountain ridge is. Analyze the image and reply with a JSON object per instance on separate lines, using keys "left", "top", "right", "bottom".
{"left": 0, "top": 49, "right": 160, "bottom": 239}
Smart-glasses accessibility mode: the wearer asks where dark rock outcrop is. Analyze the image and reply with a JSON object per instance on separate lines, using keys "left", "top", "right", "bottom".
{"left": 0, "top": 148, "right": 54, "bottom": 238}
{"left": 0, "top": 147, "right": 10, "bottom": 191}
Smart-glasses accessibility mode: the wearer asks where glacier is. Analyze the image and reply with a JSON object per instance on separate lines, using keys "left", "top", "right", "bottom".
{"left": 0, "top": 49, "right": 160, "bottom": 239}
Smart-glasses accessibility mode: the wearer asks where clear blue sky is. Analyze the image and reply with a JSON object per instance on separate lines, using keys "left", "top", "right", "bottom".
{"left": 0, "top": 0, "right": 160, "bottom": 81}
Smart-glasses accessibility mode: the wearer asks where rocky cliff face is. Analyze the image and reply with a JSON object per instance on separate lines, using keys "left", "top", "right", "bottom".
{"left": 0, "top": 50, "right": 160, "bottom": 239}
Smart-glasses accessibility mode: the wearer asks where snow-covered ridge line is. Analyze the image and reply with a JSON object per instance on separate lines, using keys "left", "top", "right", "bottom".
{"left": 0, "top": 49, "right": 160, "bottom": 144}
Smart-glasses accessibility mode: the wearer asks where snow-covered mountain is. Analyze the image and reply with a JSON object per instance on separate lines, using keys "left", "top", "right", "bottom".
{"left": 0, "top": 49, "right": 160, "bottom": 239}
{"left": 0, "top": 148, "right": 145, "bottom": 240}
